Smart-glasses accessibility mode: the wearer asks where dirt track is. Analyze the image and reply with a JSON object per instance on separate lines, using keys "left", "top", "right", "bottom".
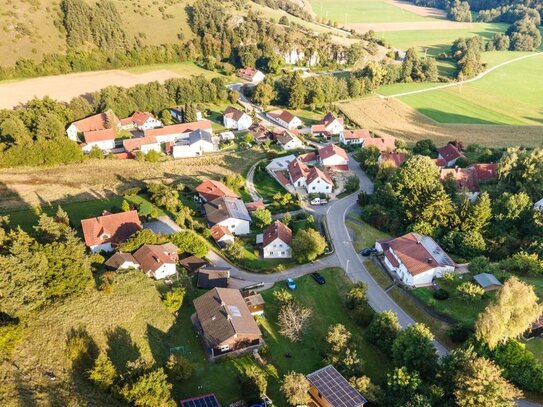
{"left": 386, "top": 0, "right": 447, "bottom": 18}
{"left": 338, "top": 97, "right": 543, "bottom": 147}
{"left": 0, "top": 69, "right": 181, "bottom": 109}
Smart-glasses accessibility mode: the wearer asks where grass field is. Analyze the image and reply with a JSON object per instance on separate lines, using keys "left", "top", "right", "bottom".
{"left": 124, "top": 62, "right": 223, "bottom": 79}
{"left": 253, "top": 164, "right": 285, "bottom": 201}
{"left": 398, "top": 54, "right": 543, "bottom": 125}
{"left": 309, "top": 0, "right": 428, "bottom": 24}
{"left": 345, "top": 211, "right": 391, "bottom": 252}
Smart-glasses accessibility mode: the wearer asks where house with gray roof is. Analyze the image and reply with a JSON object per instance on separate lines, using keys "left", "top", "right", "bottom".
{"left": 203, "top": 196, "right": 251, "bottom": 235}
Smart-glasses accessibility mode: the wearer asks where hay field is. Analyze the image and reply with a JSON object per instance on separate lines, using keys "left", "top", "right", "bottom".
{"left": 0, "top": 150, "right": 264, "bottom": 212}
{"left": 338, "top": 97, "right": 543, "bottom": 147}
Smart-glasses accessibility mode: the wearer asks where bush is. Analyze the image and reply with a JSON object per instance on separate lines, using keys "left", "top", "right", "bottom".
{"left": 447, "top": 324, "right": 472, "bottom": 343}
{"left": 457, "top": 282, "right": 485, "bottom": 300}
{"left": 273, "top": 289, "right": 293, "bottom": 304}
{"left": 162, "top": 288, "right": 185, "bottom": 313}
{"left": 346, "top": 283, "right": 368, "bottom": 309}
{"left": 351, "top": 303, "right": 374, "bottom": 327}
{"left": 433, "top": 288, "right": 450, "bottom": 300}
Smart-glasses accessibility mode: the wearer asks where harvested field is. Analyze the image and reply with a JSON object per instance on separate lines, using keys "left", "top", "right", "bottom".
{"left": 338, "top": 97, "right": 543, "bottom": 147}
{"left": 386, "top": 0, "right": 446, "bottom": 18}
{"left": 346, "top": 20, "right": 472, "bottom": 32}
{"left": 0, "top": 151, "right": 264, "bottom": 212}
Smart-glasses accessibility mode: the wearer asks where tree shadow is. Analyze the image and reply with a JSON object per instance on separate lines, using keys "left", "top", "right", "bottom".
{"left": 105, "top": 326, "right": 141, "bottom": 373}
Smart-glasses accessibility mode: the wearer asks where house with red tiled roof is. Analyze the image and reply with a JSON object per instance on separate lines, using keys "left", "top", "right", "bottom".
{"left": 470, "top": 163, "right": 498, "bottom": 182}
{"left": 287, "top": 158, "right": 333, "bottom": 194}
{"left": 375, "top": 233, "right": 456, "bottom": 287}
{"left": 196, "top": 180, "right": 239, "bottom": 203}
{"left": 267, "top": 110, "right": 303, "bottom": 130}
{"left": 362, "top": 136, "right": 396, "bottom": 152}
{"left": 318, "top": 144, "right": 349, "bottom": 168}
{"left": 143, "top": 120, "right": 213, "bottom": 144}
{"left": 440, "top": 166, "right": 480, "bottom": 201}
{"left": 81, "top": 128, "right": 117, "bottom": 153}
{"left": 378, "top": 151, "right": 407, "bottom": 169}
{"left": 239, "top": 67, "right": 265, "bottom": 83}
{"left": 339, "top": 129, "right": 369, "bottom": 145}
{"left": 210, "top": 224, "right": 235, "bottom": 248}
{"left": 288, "top": 158, "right": 311, "bottom": 188}
{"left": 120, "top": 111, "right": 162, "bottom": 131}
{"left": 133, "top": 243, "right": 179, "bottom": 280}
{"left": 66, "top": 109, "right": 119, "bottom": 142}
{"left": 311, "top": 112, "right": 344, "bottom": 137}
{"left": 223, "top": 106, "right": 252, "bottom": 131}
{"left": 81, "top": 210, "right": 142, "bottom": 253}
{"left": 437, "top": 143, "right": 465, "bottom": 167}
{"left": 262, "top": 221, "right": 292, "bottom": 259}
{"left": 123, "top": 136, "right": 161, "bottom": 155}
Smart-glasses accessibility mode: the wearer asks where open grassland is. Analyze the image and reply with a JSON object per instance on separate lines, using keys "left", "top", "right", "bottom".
{"left": 0, "top": 0, "right": 194, "bottom": 66}
{"left": 0, "top": 150, "right": 265, "bottom": 212}
{"left": 398, "top": 54, "right": 543, "bottom": 125}
{"left": 338, "top": 97, "right": 543, "bottom": 147}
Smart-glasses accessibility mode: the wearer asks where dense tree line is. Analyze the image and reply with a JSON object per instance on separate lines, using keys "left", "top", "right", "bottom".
{"left": 451, "top": 36, "right": 484, "bottom": 79}
{"left": 251, "top": 0, "right": 313, "bottom": 21}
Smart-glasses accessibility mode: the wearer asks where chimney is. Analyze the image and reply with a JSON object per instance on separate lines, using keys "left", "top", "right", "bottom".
{"left": 226, "top": 314, "right": 232, "bottom": 321}
{"left": 427, "top": 258, "right": 433, "bottom": 264}
{"left": 455, "top": 166, "right": 459, "bottom": 173}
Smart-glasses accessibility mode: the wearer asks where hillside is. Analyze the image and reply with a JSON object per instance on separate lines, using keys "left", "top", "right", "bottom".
{"left": 0, "top": 0, "right": 195, "bottom": 66}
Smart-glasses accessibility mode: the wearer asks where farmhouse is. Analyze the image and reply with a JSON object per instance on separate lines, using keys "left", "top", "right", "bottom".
{"left": 275, "top": 130, "right": 304, "bottom": 150}
{"left": 311, "top": 112, "right": 344, "bottom": 137}
{"left": 123, "top": 136, "right": 161, "bottom": 155}
{"left": 437, "top": 143, "right": 465, "bottom": 167}
{"left": 133, "top": 243, "right": 179, "bottom": 280}
{"left": 120, "top": 111, "right": 162, "bottom": 131}
{"left": 197, "top": 266, "right": 231, "bottom": 289}
{"left": 81, "top": 210, "right": 142, "bottom": 253}
{"left": 339, "top": 129, "right": 369, "bottom": 145}
{"left": 239, "top": 67, "right": 265, "bottom": 83}
{"left": 375, "top": 233, "right": 456, "bottom": 287}
{"left": 267, "top": 110, "right": 303, "bottom": 130}
{"left": 262, "top": 221, "right": 292, "bottom": 259}
{"left": 307, "top": 365, "right": 367, "bottom": 407}
{"left": 319, "top": 144, "right": 349, "bottom": 169}
{"left": 378, "top": 151, "right": 407, "bottom": 169}
{"left": 192, "top": 287, "right": 264, "bottom": 360}
{"left": 104, "top": 252, "right": 140, "bottom": 271}
{"left": 288, "top": 158, "right": 310, "bottom": 188}
{"left": 223, "top": 106, "right": 252, "bottom": 131}
{"left": 171, "top": 129, "right": 216, "bottom": 158}
{"left": 362, "top": 136, "right": 396, "bottom": 152}
{"left": 210, "top": 224, "right": 235, "bottom": 247}
{"left": 204, "top": 196, "right": 252, "bottom": 235}
{"left": 196, "top": 180, "right": 239, "bottom": 203}
{"left": 80, "top": 128, "right": 117, "bottom": 153}
{"left": 66, "top": 109, "right": 119, "bottom": 141}
{"left": 143, "top": 120, "right": 213, "bottom": 144}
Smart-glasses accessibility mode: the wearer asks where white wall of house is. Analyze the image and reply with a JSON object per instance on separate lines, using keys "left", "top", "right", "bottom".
{"left": 224, "top": 114, "right": 252, "bottom": 131}
{"left": 306, "top": 178, "right": 332, "bottom": 194}
{"left": 66, "top": 124, "right": 79, "bottom": 141}
{"left": 192, "top": 140, "right": 215, "bottom": 153}
{"left": 326, "top": 121, "right": 344, "bottom": 135}
{"left": 263, "top": 238, "right": 292, "bottom": 259}
{"left": 140, "top": 143, "right": 162, "bottom": 154}
{"left": 281, "top": 137, "right": 304, "bottom": 150}
{"left": 250, "top": 71, "right": 265, "bottom": 83}
{"left": 155, "top": 132, "right": 189, "bottom": 144}
{"left": 152, "top": 263, "right": 177, "bottom": 280}
{"left": 339, "top": 133, "right": 362, "bottom": 145}
{"left": 138, "top": 118, "right": 163, "bottom": 131}
{"left": 438, "top": 153, "right": 459, "bottom": 167}
{"left": 172, "top": 141, "right": 214, "bottom": 158}
{"left": 321, "top": 154, "right": 348, "bottom": 166}
{"left": 81, "top": 139, "right": 116, "bottom": 153}
{"left": 217, "top": 218, "right": 250, "bottom": 235}
{"left": 89, "top": 242, "right": 114, "bottom": 253}
{"left": 535, "top": 199, "right": 543, "bottom": 211}
{"left": 217, "top": 235, "right": 235, "bottom": 245}
{"left": 117, "top": 261, "right": 140, "bottom": 270}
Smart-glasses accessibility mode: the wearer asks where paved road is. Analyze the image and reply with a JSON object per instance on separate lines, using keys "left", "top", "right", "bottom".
{"left": 246, "top": 160, "right": 263, "bottom": 202}
{"left": 380, "top": 52, "right": 542, "bottom": 99}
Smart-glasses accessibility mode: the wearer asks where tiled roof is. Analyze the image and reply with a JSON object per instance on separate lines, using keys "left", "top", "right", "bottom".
{"left": 263, "top": 221, "right": 292, "bottom": 247}
{"left": 268, "top": 109, "right": 297, "bottom": 124}
{"left": 322, "top": 112, "right": 343, "bottom": 126}
{"left": 133, "top": 243, "right": 178, "bottom": 276}
{"left": 438, "top": 144, "right": 464, "bottom": 162}
{"left": 319, "top": 144, "right": 349, "bottom": 161}
{"left": 245, "top": 200, "right": 265, "bottom": 212}
{"left": 197, "top": 266, "right": 231, "bottom": 289}
{"left": 204, "top": 197, "right": 251, "bottom": 224}
{"left": 362, "top": 136, "right": 396, "bottom": 152}
{"left": 104, "top": 252, "right": 138, "bottom": 269}
{"left": 210, "top": 224, "right": 233, "bottom": 241}
{"left": 307, "top": 167, "right": 333, "bottom": 186}
{"left": 342, "top": 129, "right": 370, "bottom": 139}
{"left": 131, "top": 111, "right": 154, "bottom": 126}
{"left": 287, "top": 158, "right": 310, "bottom": 182}
{"left": 380, "top": 151, "right": 407, "bottom": 168}
{"left": 123, "top": 136, "right": 158, "bottom": 152}
{"left": 189, "top": 129, "right": 213, "bottom": 144}
{"left": 71, "top": 110, "right": 118, "bottom": 133}
{"left": 193, "top": 287, "right": 262, "bottom": 346}
{"left": 143, "top": 120, "right": 212, "bottom": 138}
{"left": 223, "top": 106, "right": 246, "bottom": 122}
{"left": 83, "top": 128, "right": 116, "bottom": 143}
{"left": 472, "top": 163, "right": 498, "bottom": 181}
{"left": 81, "top": 210, "right": 142, "bottom": 248}
{"left": 196, "top": 180, "right": 239, "bottom": 202}
{"left": 275, "top": 131, "right": 299, "bottom": 146}
{"left": 239, "top": 67, "right": 262, "bottom": 80}
{"left": 179, "top": 255, "right": 208, "bottom": 273}
{"left": 440, "top": 167, "right": 479, "bottom": 193}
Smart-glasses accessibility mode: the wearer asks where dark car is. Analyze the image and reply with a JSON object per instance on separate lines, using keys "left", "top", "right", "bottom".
{"left": 361, "top": 248, "right": 377, "bottom": 256}
{"left": 311, "top": 272, "right": 326, "bottom": 285}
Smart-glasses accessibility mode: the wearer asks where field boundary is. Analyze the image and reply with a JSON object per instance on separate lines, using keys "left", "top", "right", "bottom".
{"left": 380, "top": 52, "right": 543, "bottom": 98}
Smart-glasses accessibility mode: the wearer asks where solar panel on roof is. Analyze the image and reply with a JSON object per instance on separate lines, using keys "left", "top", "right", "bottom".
{"left": 307, "top": 365, "right": 367, "bottom": 407}
{"left": 181, "top": 394, "right": 221, "bottom": 407}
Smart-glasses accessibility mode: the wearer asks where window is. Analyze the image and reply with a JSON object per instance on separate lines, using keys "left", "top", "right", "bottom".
{"left": 220, "top": 344, "right": 230, "bottom": 351}
{"left": 312, "top": 187, "right": 315, "bottom": 190}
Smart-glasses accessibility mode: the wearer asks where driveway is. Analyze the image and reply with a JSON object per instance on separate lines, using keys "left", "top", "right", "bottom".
{"left": 143, "top": 216, "right": 182, "bottom": 235}
{"left": 246, "top": 160, "right": 263, "bottom": 202}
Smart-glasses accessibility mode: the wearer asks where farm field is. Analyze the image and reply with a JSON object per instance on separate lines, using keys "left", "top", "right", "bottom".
{"left": 398, "top": 54, "right": 543, "bottom": 125}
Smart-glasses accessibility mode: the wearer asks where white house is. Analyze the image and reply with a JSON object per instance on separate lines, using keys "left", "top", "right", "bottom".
{"left": 287, "top": 158, "right": 310, "bottom": 188}
{"left": 144, "top": 120, "right": 213, "bottom": 144}
{"left": 80, "top": 210, "right": 142, "bottom": 253}
{"left": 267, "top": 110, "right": 303, "bottom": 130}
{"left": 311, "top": 112, "right": 344, "bottom": 137}
{"left": 535, "top": 198, "right": 543, "bottom": 212}
{"left": 239, "top": 67, "right": 265, "bottom": 84}
{"left": 339, "top": 129, "right": 369, "bottom": 145}
{"left": 262, "top": 221, "right": 292, "bottom": 259}
{"left": 104, "top": 252, "right": 140, "bottom": 271}
{"left": 219, "top": 131, "right": 236, "bottom": 142}
{"left": 437, "top": 144, "right": 465, "bottom": 167}
{"left": 172, "top": 129, "right": 216, "bottom": 158}
{"left": 120, "top": 111, "right": 162, "bottom": 131}
{"left": 80, "top": 128, "right": 117, "bottom": 153}
{"left": 123, "top": 136, "right": 162, "bottom": 155}
{"left": 223, "top": 106, "right": 252, "bottom": 131}
{"left": 66, "top": 110, "right": 119, "bottom": 142}
{"left": 375, "top": 233, "right": 456, "bottom": 287}
{"left": 133, "top": 243, "right": 179, "bottom": 280}
{"left": 275, "top": 130, "right": 304, "bottom": 150}
{"left": 318, "top": 144, "right": 349, "bottom": 167}
{"left": 210, "top": 224, "right": 235, "bottom": 248}
{"left": 306, "top": 167, "right": 333, "bottom": 194}
{"left": 204, "top": 196, "right": 252, "bottom": 235}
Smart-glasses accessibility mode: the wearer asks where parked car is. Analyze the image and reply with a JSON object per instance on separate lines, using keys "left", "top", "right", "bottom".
{"left": 361, "top": 248, "right": 377, "bottom": 256}
{"left": 310, "top": 197, "right": 328, "bottom": 206}
{"left": 287, "top": 278, "right": 296, "bottom": 290}
{"left": 311, "top": 272, "right": 326, "bottom": 285}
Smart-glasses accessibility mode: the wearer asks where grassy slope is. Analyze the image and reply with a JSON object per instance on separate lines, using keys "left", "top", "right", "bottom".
{"left": 398, "top": 54, "right": 543, "bottom": 125}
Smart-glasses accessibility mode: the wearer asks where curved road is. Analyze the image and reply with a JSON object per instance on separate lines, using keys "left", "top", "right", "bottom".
{"left": 380, "top": 52, "right": 543, "bottom": 99}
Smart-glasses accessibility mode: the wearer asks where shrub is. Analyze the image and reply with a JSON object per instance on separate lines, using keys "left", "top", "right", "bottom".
{"left": 346, "top": 283, "right": 368, "bottom": 309}
{"left": 447, "top": 323, "right": 472, "bottom": 343}
{"left": 351, "top": 303, "right": 374, "bottom": 327}
{"left": 457, "top": 282, "right": 485, "bottom": 300}
{"left": 165, "top": 354, "right": 194, "bottom": 381}
{"left": 162, "top": 288, "right": 185, "bottom": 314}
{"left": 273, "top": 289, "right": 293, "bottom": 304}
{"left": 433, "top": 288, "right": 450, "bottom": 300}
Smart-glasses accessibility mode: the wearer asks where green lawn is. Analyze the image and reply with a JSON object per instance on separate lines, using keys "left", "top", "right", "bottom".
{"left": 253, "top": 164, "right": 285, "bottom": 201}
{"left": 124, "top": 61, "right": 223, "bottom": 80}
{"left": 345, "top": 211, "right": 391, "bottom": 252}
{"left": 527, "top": 338, "right": 543, "bottom": 363}
{"left": 310, "top": 0, "right": 429, "bottom": 24}
{"left": 399, "top": 53, "right": 543, "bottom": 125}
{"left": 364, "top": 260, "right": 393, "bottom": 290}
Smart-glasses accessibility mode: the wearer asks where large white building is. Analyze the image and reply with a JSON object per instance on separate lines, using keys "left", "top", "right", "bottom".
{"left": 80, "top": 128, "right": 117, "bottom": 153}
{"left": 172, "top": 129, "right": 216, "bottom": 158}
{"left": 143, "top": 120, "right": 213, "bottom": 144}
{"left": 262, "top": 221, "right": 292, "bottom": 259}
{"left": 375, "top": 233, "right": 456, "bottom": 287}
{"left": 318, "top": 144, "right": 349, "bottom": 168}
{"left": 66, "top": 110, "right": 119, "bottom": 142}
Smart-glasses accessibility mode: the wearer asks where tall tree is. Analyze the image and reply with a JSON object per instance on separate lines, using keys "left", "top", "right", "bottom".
{"left": 392, "top": 323, "right": 438, "bottom": 378}
{"left": 281, "top": 372, "right": 311, "bottom": 406}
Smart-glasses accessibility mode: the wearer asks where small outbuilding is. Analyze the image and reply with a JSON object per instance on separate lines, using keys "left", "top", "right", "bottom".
{"left": 473, "top": 273, "right": 503, "bottom": 292}
{"left": 179, "top": 255, "right": 208, "bottom": 273}
{"left": 197, "top": 265, "right": 231, "bottom": 289}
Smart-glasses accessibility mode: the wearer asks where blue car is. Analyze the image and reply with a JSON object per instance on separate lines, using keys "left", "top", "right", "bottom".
{"left": 287, "top": 278, "right": 296, "bottom": 290}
